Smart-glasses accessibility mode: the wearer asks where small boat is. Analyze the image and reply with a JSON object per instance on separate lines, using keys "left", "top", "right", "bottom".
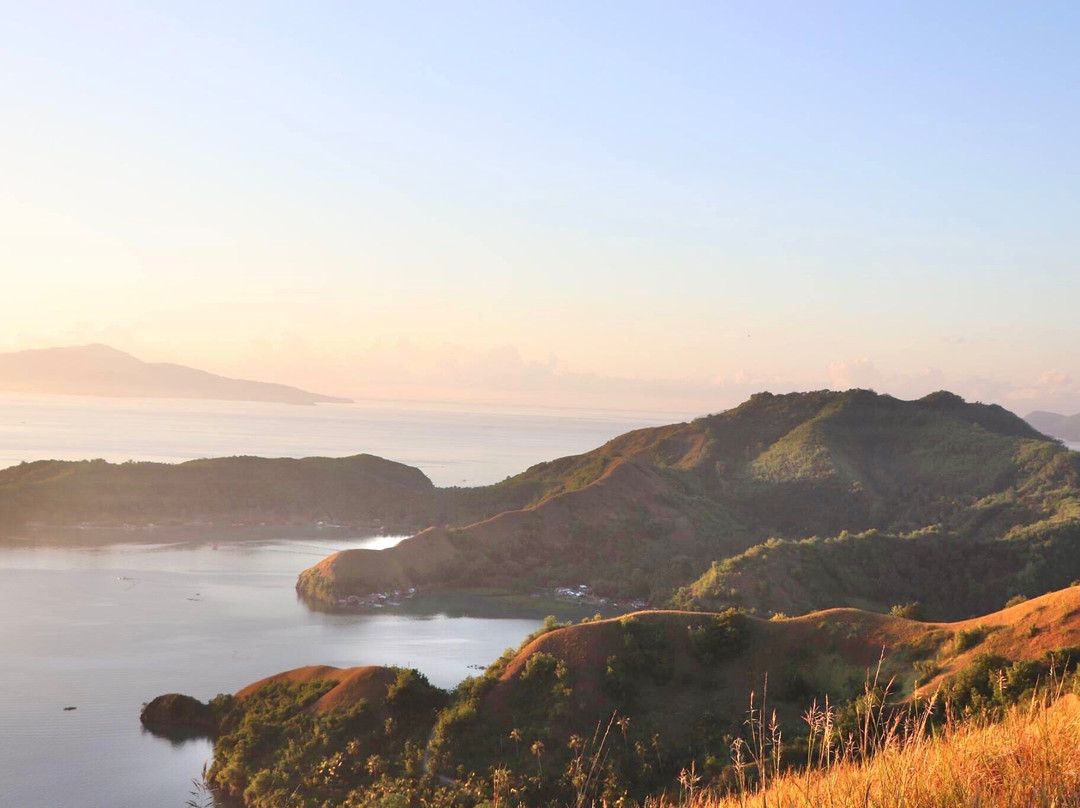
{"left": 63, "top": 706, "right": 77, "bottom": 711}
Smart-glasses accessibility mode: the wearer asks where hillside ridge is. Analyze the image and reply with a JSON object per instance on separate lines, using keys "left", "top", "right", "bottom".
{"left": 297, "top": 389, "right": 1079, "bottom": 617}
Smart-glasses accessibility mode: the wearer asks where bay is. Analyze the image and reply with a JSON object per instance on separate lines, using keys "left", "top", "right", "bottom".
{"left": 0, "top": 536, "right": 552, "bottom": 808}
{"left": 0, "top": 394, "right": 692, "bottom": 806}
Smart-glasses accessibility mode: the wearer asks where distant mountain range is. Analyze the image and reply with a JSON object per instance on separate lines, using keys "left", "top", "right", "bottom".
{"left": 0, "top": 344, "right": 350, "bottom": 405}
{"left": 1026, "top": 410, "right": 1080, "bottom": 442}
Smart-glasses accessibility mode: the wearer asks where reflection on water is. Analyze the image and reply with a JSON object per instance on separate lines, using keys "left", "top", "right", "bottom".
{"left": 141, "top": 723, "right": 214, "bottom": 746}
{"left": 0, "top": 536, "right": 545, "bottom": 808}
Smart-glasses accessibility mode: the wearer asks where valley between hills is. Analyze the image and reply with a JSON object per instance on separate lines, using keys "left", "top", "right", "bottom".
{"left": 13, "top": 387, "right": 1080, "bottom": 806}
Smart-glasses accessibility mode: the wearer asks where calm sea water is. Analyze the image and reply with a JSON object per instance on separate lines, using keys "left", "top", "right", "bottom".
{"left": 0, "top": 395, "right": 690, "bottom": 808}
{"left": 0, "top": 393, "right": 693, "bottom": 486}
{"left": 0, "top": 537, "right": 547, "bottom": 808}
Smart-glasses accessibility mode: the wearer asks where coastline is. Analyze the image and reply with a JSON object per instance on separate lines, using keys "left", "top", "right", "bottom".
{"left": 0, "top": 522, "right": 400, "bottom": 548}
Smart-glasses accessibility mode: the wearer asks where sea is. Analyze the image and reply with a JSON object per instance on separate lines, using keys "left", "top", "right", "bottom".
{"left": 0, "top": 393, "right": 693, "bottom": 808}
{"left": 0, "top": 393, "right": 696, "bottom": 487}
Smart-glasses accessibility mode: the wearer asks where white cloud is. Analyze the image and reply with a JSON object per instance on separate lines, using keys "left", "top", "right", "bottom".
{"left": 827, "top": 359, "right": 884, "bottom": 390}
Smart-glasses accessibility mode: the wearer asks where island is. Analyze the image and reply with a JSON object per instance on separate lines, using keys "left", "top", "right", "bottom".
{"left": 0, "top": 343, "right": 351, "bottom": 405}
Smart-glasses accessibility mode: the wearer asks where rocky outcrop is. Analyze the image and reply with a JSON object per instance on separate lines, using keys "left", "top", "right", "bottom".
{"left": 140, "top": 693, "right": 216, "bottom": 733}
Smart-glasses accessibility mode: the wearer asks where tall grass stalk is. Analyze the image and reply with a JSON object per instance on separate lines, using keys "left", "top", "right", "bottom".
{"left": 660, "top": 690, "right": 1080, "bottom": 808}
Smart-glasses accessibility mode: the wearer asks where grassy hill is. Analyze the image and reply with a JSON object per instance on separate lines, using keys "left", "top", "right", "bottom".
{"left": 429, "top": 587, "right": 1080, "bottom": 800}
{"left": 298, "top": 390, "right": 1080, "bottom": 615}
{"left": 155, "top": 586, "right": 1080, "bottom": 807}
{"left": 0, "top": 453, "right": 542, "bottom": 538}
{"left": 0, "top": 454, "right": 438, "bottom": 536}
{"left": 671, "top": 520, "right": 1080, "bottom": 620}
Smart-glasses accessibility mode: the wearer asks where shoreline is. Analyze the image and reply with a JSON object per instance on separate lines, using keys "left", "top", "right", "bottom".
{"left": 301, "top": 584, "right": 645, "bottom": 621}
{"left": 0, "top": 522, "right": 406, "bottom": 548}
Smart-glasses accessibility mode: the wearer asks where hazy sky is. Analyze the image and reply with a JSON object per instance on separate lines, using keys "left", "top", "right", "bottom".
{"left": 3, "top": 2, "right": 1078, "bottom": 413}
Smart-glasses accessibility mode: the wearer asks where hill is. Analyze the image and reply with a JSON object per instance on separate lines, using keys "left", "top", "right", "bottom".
{"left": 670, "top": 519, "right": 1080, "bottom": 620}
{"left": 428, "top": 586, "right": 1080, "bottom": 802}
{"left": 0, "top": 454, "right": 443, "bottom": 536}
{"left": 298, "top": 389, "right": 1080, "bottom": 617}
{"left": 1027, "top": 409, "right": 1080, "bottom": 442}
{"left": 0, "top": 343, "right": 351, "bottom": 405}
{"left": 8, "top": 388, "right": 1080, "bottom": 615}
{"left": 0, "top": 454, "right": 560, "bottom": 541}
{"left": 149, "top": 586, "right": 1080, "bottom": 807}
{"left": 149, "top": 665, "right": 448, "bottom": 806}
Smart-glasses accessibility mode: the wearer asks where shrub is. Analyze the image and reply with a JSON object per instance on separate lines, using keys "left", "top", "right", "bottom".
{"left": 913, "top": 659, "right": 941, "bottom": 687}
{"left": 688, "top": 609, "right": 748, "bottom": 666}
{"left": 951, "top": 626, "right": 989, "bottom": 654}
{"left": 889, "top": 602, "right": 924, "bottom": 620}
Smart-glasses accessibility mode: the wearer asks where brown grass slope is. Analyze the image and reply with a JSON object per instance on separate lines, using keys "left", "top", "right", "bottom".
{"left": 299, "top": 390, "right": 1079, "bottom": 610}
{"left": 682, "top": 693, "right": 1080, "bottom": 808}
{"left": 505, "top": 592, "right": 1080, "bottom": 726}
{"left": 235, "top": 665, "right": 402, "bottom": 714}
{"left": 433, "top": 586, "right": 1080, "bottom": 786}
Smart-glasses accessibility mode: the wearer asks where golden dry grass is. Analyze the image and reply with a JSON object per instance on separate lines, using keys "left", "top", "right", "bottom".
{"left": 234, "top": 664, "right": 398, "bottom": 714}
{"left": 665, "top": 693, "right": 1080, "bottom": 808}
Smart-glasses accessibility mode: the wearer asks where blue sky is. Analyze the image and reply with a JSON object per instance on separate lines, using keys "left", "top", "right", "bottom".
{"left": 2, "top": 2, "right": 1078, "bottom": 412}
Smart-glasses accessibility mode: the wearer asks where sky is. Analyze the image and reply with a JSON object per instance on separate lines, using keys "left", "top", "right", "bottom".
{"left": 2, "top": 1, "right": 1079, "bottom": 414}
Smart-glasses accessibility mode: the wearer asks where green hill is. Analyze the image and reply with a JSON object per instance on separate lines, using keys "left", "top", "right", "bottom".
{"left": 298, "top": 390, "right": 1080, "bottom": 616}
{"left": 0, "top": 454, "right": 446, "bottom": 536}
